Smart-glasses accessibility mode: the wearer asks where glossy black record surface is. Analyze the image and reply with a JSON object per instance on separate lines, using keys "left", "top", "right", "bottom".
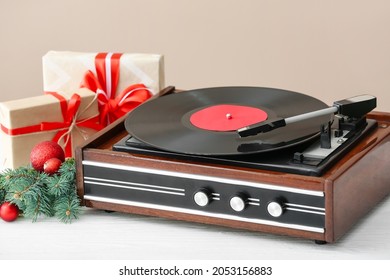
{"left": 125, "top": 87, "right": 332, "bottom": 155}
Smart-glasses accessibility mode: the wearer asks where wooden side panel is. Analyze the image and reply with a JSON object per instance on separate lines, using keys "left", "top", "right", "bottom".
{"left": 331, "top": 134, "right": 390, "bottom": 241}
{"left": 327, "top": 114, "right": 390, "bottom": 242}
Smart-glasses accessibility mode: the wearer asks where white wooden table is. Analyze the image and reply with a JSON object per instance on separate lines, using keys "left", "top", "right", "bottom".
{"left": 1, "top": 194, "right": 389, "bottom": 260}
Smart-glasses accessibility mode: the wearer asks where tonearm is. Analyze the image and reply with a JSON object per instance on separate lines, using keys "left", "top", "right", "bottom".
{"left": 237, "top": 95, "right": 377, "bottom": 137}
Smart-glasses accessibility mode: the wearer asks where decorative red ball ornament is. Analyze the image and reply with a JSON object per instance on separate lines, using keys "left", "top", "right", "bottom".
{"left": 0, "top": 202, "right": 19, "bottom": 222}
{"left": 43, "top": 158, "right": 63, "bottom": 175}
{"left": 30, "top": 141, "right": 65, "bottom": 172}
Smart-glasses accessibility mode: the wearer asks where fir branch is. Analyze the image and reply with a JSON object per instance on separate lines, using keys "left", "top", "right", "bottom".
{"left": 54, "top": 189, "right": 81, "bottom": 223}
{"left": 2, "top": 166, "right": 41, "bottom": 184}
{"left": 0, "top": 172, "right": 6, "bottom": 203}
{"left": 0, "top": 189, "right": 5, "bottom": 204}
{"left": 59, "top": 158, "right": 76, "bottom": 179}
{"left": 23, "top": 186, "right": 54, "bottom": 222}
{"left": 46, "top": 174, "right": 73, "bottom": 197}
{"left": 4, "top": 168, "right": 49, "bottom": 212}
{"left": 1, "top": 158, "right": 80, "bottom": 223}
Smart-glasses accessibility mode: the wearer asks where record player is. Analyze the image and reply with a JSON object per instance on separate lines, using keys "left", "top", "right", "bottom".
{"left": 75, "top": 86, "right": 390, "bottom": 244}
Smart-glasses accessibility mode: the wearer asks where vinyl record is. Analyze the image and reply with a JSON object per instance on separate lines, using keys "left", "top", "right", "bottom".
{"left": 125, "top": 87, "right": 332, "bottom": 155}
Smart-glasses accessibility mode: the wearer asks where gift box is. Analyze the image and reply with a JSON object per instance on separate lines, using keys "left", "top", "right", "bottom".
{"left": 42, "top": 51, "right": 164, "bottom": 125}
{"left": 0, "top": 88, "right": 101, "bottom": 169}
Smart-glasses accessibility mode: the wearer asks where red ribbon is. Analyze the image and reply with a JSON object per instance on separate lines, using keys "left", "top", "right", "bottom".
{"left": 80, "top": 52, "right": 152, "bottom": 126}
{"left": 1, "top": 92, "right": 102, "bottom": 157}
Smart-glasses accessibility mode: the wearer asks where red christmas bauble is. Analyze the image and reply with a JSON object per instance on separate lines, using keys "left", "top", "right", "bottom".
{"left": 0, "top": 202, "right": 19, "bottom": 222}
{"left": 30, "top": 141, "right": 65, "bottom": 172}
{"left": 43, "top": 158, "right": 63, "bottom": 175}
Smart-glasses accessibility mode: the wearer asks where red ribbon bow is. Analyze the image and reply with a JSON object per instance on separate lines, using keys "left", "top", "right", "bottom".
{"left": 80, "top": 52, "right": 152, "bottom": 126}
{"left": 42, "top": 92, "right": 102, "bottom": 156}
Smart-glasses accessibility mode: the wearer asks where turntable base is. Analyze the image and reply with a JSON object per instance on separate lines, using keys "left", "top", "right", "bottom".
{"left": 75, "top": 107, "right": 390, "bottom": 243}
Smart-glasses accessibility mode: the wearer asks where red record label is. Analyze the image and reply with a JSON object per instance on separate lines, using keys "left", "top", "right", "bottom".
{"left": 190, "top": 104, "right": 268, "bottom": 132}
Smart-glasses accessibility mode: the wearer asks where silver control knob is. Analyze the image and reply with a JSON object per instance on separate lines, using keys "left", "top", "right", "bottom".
{"left": 267, "top": 201, "right": 284, "bottom": 217}
{"left": 194, "top": 190, "right": 211, "bottom": 207}
{"left": 230, "top": 195, "right": 246, "bottom": 212}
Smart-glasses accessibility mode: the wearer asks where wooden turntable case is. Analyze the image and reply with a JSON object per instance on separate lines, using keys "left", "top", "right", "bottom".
{"left": 75, "top": 88, "right": 390, "bottom": 243}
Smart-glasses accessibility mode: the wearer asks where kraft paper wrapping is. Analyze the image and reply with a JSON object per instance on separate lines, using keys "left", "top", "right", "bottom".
{"left": 42, "top": 51, "right": 165, "bottom": 95}
{"left": 0, "top": 88, "right": 99, "bottom": 169}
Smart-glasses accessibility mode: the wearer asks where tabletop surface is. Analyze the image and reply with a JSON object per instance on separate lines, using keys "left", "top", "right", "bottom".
{"left": 1, "top": 194, "right": 389, "bottom": 260}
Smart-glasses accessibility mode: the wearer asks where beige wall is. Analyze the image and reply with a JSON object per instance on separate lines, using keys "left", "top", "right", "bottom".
{"left": 0, "top": 0, "right": 389, "bottom": 111}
